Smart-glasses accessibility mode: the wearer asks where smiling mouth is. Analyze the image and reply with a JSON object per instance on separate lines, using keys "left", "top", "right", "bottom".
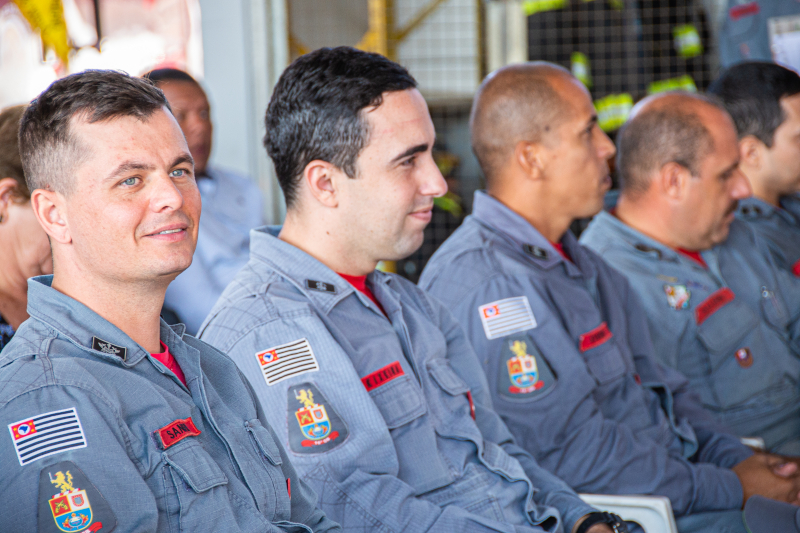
{"left": 155, "top": 229, "right": 183, "bottom": 235}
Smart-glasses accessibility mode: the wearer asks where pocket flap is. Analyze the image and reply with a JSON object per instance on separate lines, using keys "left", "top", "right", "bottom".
{"left": 583, "top": 342, "right": 626, "bottom": 385}
{"left": 246, "top": 418, "right": 283, "bottom": 466}
{"left": 369, "top": 374, "right": 426, "bottom": 429}
{"left": 427, "top": 358, "right": 469, "bottom": 396}
{"left": 163, "top": 440, "right": 228, "bottom": 492}
{"left": 696, "top": 297, "right": 758, "bottom": 353}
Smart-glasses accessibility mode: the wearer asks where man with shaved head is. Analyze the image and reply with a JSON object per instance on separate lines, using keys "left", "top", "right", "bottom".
{"left": 581, "top": 91, "right": 800, "bottom": 457}
{"left": 421, "top": 64, "right": 800, "bottom": 532}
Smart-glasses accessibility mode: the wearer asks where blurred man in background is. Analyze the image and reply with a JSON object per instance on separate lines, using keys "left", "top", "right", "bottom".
{"left": 708, "top": 61, "right": 800, "bottom": 277}
{"left": 580, "top": 92, "right": 800, "bottom": 455}
{"left": 146, "top": 68, "right": 264, "bottom": 334}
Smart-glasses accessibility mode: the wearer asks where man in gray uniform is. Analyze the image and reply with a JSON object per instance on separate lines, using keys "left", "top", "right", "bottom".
{"left": 0, "top": 70, "right": 338, "bottom": 532}
{"left": 707, "top": 61, "right": 800, "bottom": 277}
{"left": 420, "top": 63, "right": 800, "bottom": 533}
{"left": 580, "top": 92, "right": 800, "bottom": 454}
{"left": 201, "top": 47, "right": 621, "bottom": 533}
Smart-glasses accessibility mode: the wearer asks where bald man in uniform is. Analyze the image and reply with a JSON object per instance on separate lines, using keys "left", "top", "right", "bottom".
{"left": 580, "top": 92, "right": 800, "bottom": 454}
{"left": 421, "top": 63, "right": 800, "bottom": 533}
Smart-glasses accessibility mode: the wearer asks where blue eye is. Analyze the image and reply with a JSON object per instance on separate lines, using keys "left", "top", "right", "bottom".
{"left": 122, "top": 177, "right": 137, "bottom": 186}
{"left": 171, "top": 169, "right": 187, "bottom": 178}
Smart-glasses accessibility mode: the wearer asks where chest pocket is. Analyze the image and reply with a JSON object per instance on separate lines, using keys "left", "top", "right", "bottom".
{"left": 246, "top": 418, "right": 283, "bottom": 467}
{"left": 162, "top": 439, "right": 230, "bottom": 531}
{"left": 761, "top": 289, "right": 789, "bottom": 331}
{"left": 581, "top": 335, "right": 626, "bottom": 385}
{"left": 369, "top": 373, "right": 427, "bottom": 428}
{"left": 427, "top": 358, "right": 473, "bottom": 428}
{"left": 696, "top": 297, "right": 758, "bottom": 361}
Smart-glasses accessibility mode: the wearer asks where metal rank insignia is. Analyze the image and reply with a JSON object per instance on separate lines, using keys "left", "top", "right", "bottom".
{"left": 498, "top": 336, "right": 555, "bottom": 400}
{"left": 663, "top": 284, "right": 690, "bottom": 310}
{"left": 286, "top": 383, "right": 347, "bottom": 454}
{"left": 38, "top": 461, "right": 116, "bottom": 533}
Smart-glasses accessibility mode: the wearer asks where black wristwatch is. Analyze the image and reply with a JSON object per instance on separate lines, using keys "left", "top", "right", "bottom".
{"left": 575, "top": 511, "right": 628, "bottom": 533}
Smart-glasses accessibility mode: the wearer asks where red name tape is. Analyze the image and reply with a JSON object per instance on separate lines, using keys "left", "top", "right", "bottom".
{"left": 157, "top": 417, "right": 201, "bottom": 449}
{"left": 361, "top": 361, "right": 404, "bottom": 391}
{"left": 579, "top": 322, "right": 613, "bottom": 352}
{"left": 729, "top": 2, "right": 759, "bottom": 21}
{"left": 792, "top": 259, "right": 800, "bottom": 278}
{"left": 695, "top": 288, "right": 735, "bottom": 325}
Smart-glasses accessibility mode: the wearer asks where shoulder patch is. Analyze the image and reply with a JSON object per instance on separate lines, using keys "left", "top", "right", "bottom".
{"left": 255, "top": 338, "right": 319, "bottom": 386}
{"left": 305, "top": 280, "right": 336, "bottom": 294}
{"left": 9, "top": 408, "right": 87, "bottom": 466}
{"left": 39, "top": 460, "right": 117, "bottom": 533}
{"left": 287, "top": 383, "right": 347, "bottom": 454}
{"left": 479, "top": 296, "right": 537, "bottom": 340}
{"left": 91, "top": 337, "right": 126, "bottom": 361}
{"left": 497, "top": 336, "right": 555, "bottom": 400}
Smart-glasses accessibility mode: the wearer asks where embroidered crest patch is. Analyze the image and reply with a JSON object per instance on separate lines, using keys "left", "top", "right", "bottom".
{"left": 735, "top": 347, "right": 753, "bottom": 368}
{"left": 663, "top": 284, "right": 691, "bottom": 310}
{"left": 9, "top": 408, "right": 87, "bottom": 466}
{"left": 38, "top": 461, "right": 116, "bottom": 533}
{"left": 286, "top": 383, "right": 347, "bottom": 454}
{"left": 479, "top": 296, "right": 537, "bottom": 340}
{"left": 91, "top": 337, "right": 126, "bottom": 361}
{"left": 255, "top": 338, "right": 319, "bottom": 386}
{"left": 497, "top": 336, "right": 555, "bottom": 400}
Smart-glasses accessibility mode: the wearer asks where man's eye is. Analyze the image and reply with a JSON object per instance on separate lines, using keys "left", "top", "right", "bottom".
{"left": 122, "top": 177, "right": 137, "bottom": 186}
{"left": 402, "top": 157, "right": 416, "bottom": 167}
{"left": 171, "top": 169, "right": 187, "bottom": 178}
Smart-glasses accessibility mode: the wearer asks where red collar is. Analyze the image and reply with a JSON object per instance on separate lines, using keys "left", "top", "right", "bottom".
{"left": 677, "top": 248, "right": 707, "bottom": 268}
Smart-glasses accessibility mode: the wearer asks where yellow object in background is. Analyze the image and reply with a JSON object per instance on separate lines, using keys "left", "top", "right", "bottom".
{"left": 571, "top": 52, "right": 592, "bottom": 88}
{"left": 522, "top": 0, "right": 566, "bottom": 16}
{"left": 673, "top": 24, "right": 702, "bottom": 58}
{"left": 647, "top": 75, "right": 697, "bottom": 95}
{"left": 595, "top": 93, "right": 633, "bottom": 132}
{"left": 13, "top": 0, "right": 70, "bottom": 66}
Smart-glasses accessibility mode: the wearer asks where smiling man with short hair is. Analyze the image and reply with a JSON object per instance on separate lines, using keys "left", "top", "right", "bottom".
{"left": 0, "top": 70, "right": 338, "bottom": 532}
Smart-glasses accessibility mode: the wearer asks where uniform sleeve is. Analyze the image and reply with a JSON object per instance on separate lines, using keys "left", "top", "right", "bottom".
{"left": 446, "top": 275, "right": 743, "bottom": 517}
{"left": 429, "top": 294, "right": 595, "bottom": 533}
{"left": 202, "top": 306, "right": 551, "bottom": 533}
{"left": 0, "top": 384, "right": 159, "bottom": 533}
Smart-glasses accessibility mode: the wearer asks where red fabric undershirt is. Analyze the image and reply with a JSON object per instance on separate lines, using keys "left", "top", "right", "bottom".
{"left": 551, "top": 241, "right": 573, "bottom": 263}
{"left": 338, "top": 273, "right": 385, "bottom": 314}
{"left": 151, "top": 342, "right": 187, "bottom": 386}
{"left": 677, "top": 249, "right": 708, "bottom": 269}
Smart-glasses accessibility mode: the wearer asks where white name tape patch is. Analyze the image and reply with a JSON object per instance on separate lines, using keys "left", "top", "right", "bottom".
{"left": 255, "top": 338, "right": 319, "bottom": 386}
{"left": 479, "top": 297, "right": 537, "bottom": 340}
{"left": 9, "top": 407, "right": 87, "bottom": 466}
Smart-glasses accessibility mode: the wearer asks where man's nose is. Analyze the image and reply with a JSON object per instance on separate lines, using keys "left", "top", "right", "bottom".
{"left": 730, "top": 168, "right": 752, "bottom": 200}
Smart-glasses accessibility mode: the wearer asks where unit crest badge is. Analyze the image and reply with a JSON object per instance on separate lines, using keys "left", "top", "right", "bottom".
{"left": 38, "top": 461, "right": 116, "bottom": 533}
{"left": 287, "top": 383, "right": 348, "bottom": 454}
{"left": 498, "top": 336, "right": 555, "bottom": 400}
{"left": 663, "top": 284, "right": 691, "bottom": 310}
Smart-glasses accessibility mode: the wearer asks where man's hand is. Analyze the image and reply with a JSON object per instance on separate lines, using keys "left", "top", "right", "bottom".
{"left": 733, "top": 453, "right": 800, "bottom": 506}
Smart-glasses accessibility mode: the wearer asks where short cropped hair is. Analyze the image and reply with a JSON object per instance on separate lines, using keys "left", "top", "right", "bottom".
{"left": 144, "top": 68, "right": 201, "bottom": 88}
{"left": 0, "top": 105, "right": 29, "bottom": 201}
{"left": 19, "top": 70, "right": 169, "bottom": 195}
{"left": 264, "top": 46, "right": 417, "bottom": 208}
{"left": 708, "top": 61, "right": 800, "bottom": 147}
{"left": 470, "top": 62, "right": 572, "bottom": 183}
{"left": 617, "top": 93, "right": 725, "bottom": 196}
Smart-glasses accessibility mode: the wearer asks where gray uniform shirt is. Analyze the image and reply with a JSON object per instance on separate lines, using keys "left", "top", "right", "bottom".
{"left": 581, "top": 211, "right": 800, "bottom": 454}
{"left": 199, "top": 226, "right": 597, "bottom": 533}
{"left": 736, "top": 195, "right": 800, "bottom": 278}
{"left": 0, "top": 276, "right": 338, "bottom": 533}
{"left": 420, "top": 192, "right": 750, "bottom": 517}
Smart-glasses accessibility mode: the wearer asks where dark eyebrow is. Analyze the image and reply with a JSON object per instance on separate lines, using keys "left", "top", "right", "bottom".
{"left": 586, "top": 115, "right": 598, "bottom": 129}
{"left": 720, "top": 160, "right": 740, "bottom": 178}
{"left": 172, "top": 153, "right": 195, "bottom": 169}
{"left": 391, "top": 143, "right": 429, "bottom": 164}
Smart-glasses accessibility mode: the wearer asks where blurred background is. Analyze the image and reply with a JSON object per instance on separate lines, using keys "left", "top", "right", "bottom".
{"left": 2, "top": 0, "right": 798, "bottom": 280}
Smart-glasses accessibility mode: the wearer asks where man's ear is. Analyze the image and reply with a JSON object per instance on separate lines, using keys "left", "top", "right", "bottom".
{"left": 31, "top": 189, "right": 71, "bottom": 244}
{"left": 658, "top": 161, "right": 691, "bottom": 201}
{"left": 739, "top": 135, "right": 763, "bottom": 171}
{"left": 0, "top": 177, "right": 17, "bottom": 220}
{"left": 302, "top": 159, "right": 342, "bottom": 208}
{"left": 514, "top": 140, "right": 546, "bottom": 182}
